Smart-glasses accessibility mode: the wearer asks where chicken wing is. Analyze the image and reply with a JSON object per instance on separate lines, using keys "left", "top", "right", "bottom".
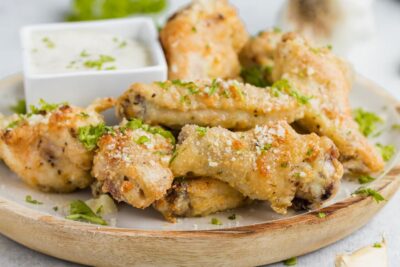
{"left": 273, "top": 33, "right": 384, "bottom": 173}
{"left": 170, "top": 122, "right": 343, "bottom": 214}
{"left": 91, "top": 119, "right": 175, "bottom": 209}
{"left": 153, "top": 177, "right": 248, "bottom": 222}
{"left": 160, "top": 0, "right": 248, "bottom": 80}
{"left": 116, "top": 79, "right": 306, "bottom": 130}
{"left": 239, "top": 29, "right": 283, "bottom": 86}
{"left": 0, "top": 98, "right": 114, "bottom": 192}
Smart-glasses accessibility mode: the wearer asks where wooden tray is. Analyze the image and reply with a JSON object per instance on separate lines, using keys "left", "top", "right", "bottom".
{"left": 0, "top": 74, "right": 399, "bottom": 266}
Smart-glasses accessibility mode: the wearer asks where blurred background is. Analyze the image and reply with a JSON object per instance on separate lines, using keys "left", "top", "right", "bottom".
{"left": 0, "top": 0, "right": 399, "bottom": 266}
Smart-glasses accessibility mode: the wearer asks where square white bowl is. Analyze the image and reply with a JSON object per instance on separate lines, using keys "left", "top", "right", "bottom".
{"left": 20, "top": 17, "right": 167, "bottom": 107}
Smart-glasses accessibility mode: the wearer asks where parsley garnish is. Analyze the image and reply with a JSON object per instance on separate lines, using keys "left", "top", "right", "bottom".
{"left": 317, "top": 212, "right": 326, "bottom": 218}
{"left": 25, "top": 195, "right": 43, "bottom": 205}
{"left": 208, "top": 79, "right": 219, "bottom": 95}
{"left": 358, "top": 175, "right": 375, "bottom": 184}
{"left": 191, "top": 26, "right": 197, "bottom": 33}
{"left": 391, "top": 124, "right": 400, "bottom": 130}
{"left": 53, "top": 206, "right": 59, "bottom": 211}
{"left": 136, "top": 135, "right": 150, "bottom": 145}
{"left": 30, "top": 99, "right": 66, "bottom": 115}
{"left": 373, "top": 242, "right": 382, "bottom": 248}
{"left": 10, "top": 99, "right": 27, "bottom": 114}
{"left": 42, "top": 37, "right": 55, "bottom": 48}
{"left": 228, "top": 214, "right": 236, "bottom": 220}
{"left": 80, "top": 50, "right": 89, "bottom": 57}
{"left": 283, "top": 257, "right": 297, "bottom": 266}
{"left": 78, "top": 112, "right": 90, "bottom": 118}
{"left": 270, "top": 79, "right": 312, "bottom": 104}
{"left": 123, "top": 118, "right": 175, "bottom": 145}
{"left": 78, "top": 123, "right": 113, "bottom": 150}
{"left": 196, "top": 126, "right": 207, "bottom": 137}
{"left": 353, "top": 108, "right": 383, "bottom": 137}
{"left": 211, "top": 217, "right": 222, "bottom": 225}
{"left": 354, "top": 187, "right": 385, "bottom": 203}
{"left": 273, "top": 26, "right": 282, "bottom": 33}
{"left": 240, "top": 65, "right": 272, "bottom": 88}
{"left": 376, "top": 143, "right": 396, "bottom": 162}
{"left": 84, "top": 54, "right": 115, "bottom": 70}
{"left": 65, "top": 200, "right": 107, "bottom": 225}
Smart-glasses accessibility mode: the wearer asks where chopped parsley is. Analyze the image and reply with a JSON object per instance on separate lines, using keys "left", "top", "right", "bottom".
{"left": 283, "top": 257, "right": 297, "bottom": 266}
{"left": 169, "top": 150, "right": 178, "bottom": 164}
{"left": 353, "top": 108, "right": 383, "bottom": 137}
{"left": 53, "top": 206, "right": 59, "bottom": 212}
{"left": 25, "top": 195, "right": 43, "bottom": 205}
{"left": 84, "top": 54, "right": 115, "bottom": 70}
{"left": 6, "top": 117, "right": 23, "bottom": 129}
{"left": 155, "top": 81, "right": 169, "bottom": 89}
{"left": 270, "top": 79, "right": 312, "bottom": 104}
{"left": 240, "top": 65, "right": 272, "bottom": 88}
{"left": 208, "top": 79, "right": 219, "bottom": 95}
{"left": 78, "top": 112, "right": 90, "bottom": 118}
{"left": 211, "top": 217, "right": 222, "bottom": 225}
{"left": 358, "top": 175, "right": 375, "bottom": 184}
{"left": 119, "top": 41, "right": 127, "bottom": 48}
{"left": 196, "top": 126, "right": 207, "bottom": 137}
{"left": 124, "top": 118, "right": 175, "bottom": 145}
{"left": 317, "top": 212, "right": 326, "bottom": 218}
{"left": 376, "top": 143, "right": 396, "bottom": 162}
{"left": 228, "top": 214, "right": 236, "bottom": 220}
{"left": 261, "top": 143, "right": 272, "bottom": 152}
{"left": 136, "top": 135, "right": 150, "bottom": 145}
{"left": 191, "top": 26, "right": 197, "bottom": 33}
{"left": 78, "top": 123, "right": 114, "bottom": 150}
{"left": 80, "top": 50, "right": 89, "bottom": 57}
{"left": 354, "top": 187, "right": 385, "bottom": 203}
{"left": 373, "top": 242, "right": 382, "bottom": 248}
{"left": 391, "top": 124, "right": 400, "bottom": 130}
{"left": 306, "top": 148, "right": 314, "bottom": 156}
{"left": 29, "top": 99, "right": 66, "bottom": 115}
{"left": 10, "top": 99, "right": 27, "bottom": 114}
{"left": 273, "top": 26, "right": 282, "bottom": 33}
{"left": 65, "top": 200, "right": 107, "bottom": 225}
{"left": 326, "top": 44, "right": 333, "bottom": 50}
{"left": 42, "top": 37, "right": 55, "bottom": 48}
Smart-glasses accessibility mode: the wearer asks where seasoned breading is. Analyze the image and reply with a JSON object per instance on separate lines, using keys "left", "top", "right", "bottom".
{"left": 0, "top": 98, "right": 114, "bottom": 192}
{"left": 153, "top": 177, "right": 248, "bottom": 222}
{"left": 160, "top": 0, "right": 248, "bottom": 80}
{"left": 239, "top": 30, "right": 283, "bottom": 84}
{"left": 116, "top": 79, "right": 306, "bottom": 130}
{"left": 170, "top": 122, "right": 343, "bottom": 214}
{"left": 91, "top": 120, "right": 175, "bottom": 209}
{"left": 273, "top": 33, "right": 384, "bottom": 173}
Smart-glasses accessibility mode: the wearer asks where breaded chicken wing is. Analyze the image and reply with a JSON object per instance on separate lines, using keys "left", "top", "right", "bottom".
{"left": 116, "top": 79, "right": 306, "bottom": 130}
{"left": 239, "top": 30, "right": 283, "bottom": 85}
{"left": 153, "top": 177, "right": 248, "bottom": 222}
{"left": 0, "top": 98, "right": 114, "bottom": 192}
{"left": 170, "top": 122, "right": 343, "bottom": 214}
{"left": 273, "top": 33, "right": 384, "bottom": 173}
{"left": 160, "top": 0, "right": 248, "bottom": 80}
{"left": 91, "top": 119, "right": 175, "bottom": 209}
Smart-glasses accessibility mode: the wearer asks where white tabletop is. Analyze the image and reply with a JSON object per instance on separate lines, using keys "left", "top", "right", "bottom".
{"left": 0, "top": 0, "right": 399, "bottom": 266}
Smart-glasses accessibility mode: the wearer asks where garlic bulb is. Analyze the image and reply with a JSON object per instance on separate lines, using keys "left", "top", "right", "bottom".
{"left": 277, "top": 0, "right": 376, "bottom": 55}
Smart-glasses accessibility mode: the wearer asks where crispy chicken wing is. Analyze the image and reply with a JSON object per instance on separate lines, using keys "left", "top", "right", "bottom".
{"left": 160, "top": 0, "right": 248, "bottom": 80}
{"left": 0, "top": 98, "right": 114, "bottom": 192}
{"left": 153, "top": 177, "right": 248, "bottom": 222}
{"left": 91, "top": 120, "right": 174, "bottom": 209}
{"left": 273, "top": 33, "right": 384, "bottom": 173}
{"left": 170, "top": 122, "right": 343, "bottom": 214}
{"left": 116, "top": 79, "right": 306, "bottom": 130}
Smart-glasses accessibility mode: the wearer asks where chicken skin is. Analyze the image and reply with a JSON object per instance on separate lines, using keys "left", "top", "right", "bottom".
{"left": 91, "top": 119, "right": 175, "bottom": 209}
{"left": 116, "top": 79, "right": 307, "bottom": 130}
{"left": 160, "top": 0, "right": 249, "bottom": 80}
{"left": 170, "top": 122, "right": 343, "bottom": 214}
{"left": 153, "top": 177, "right": 248, "bottom": 222}
{"left": 0, "top": 98, "right": 114, "bottom": 192}
{"left": 273, "top": 33, "right": 384, "bottom": 173}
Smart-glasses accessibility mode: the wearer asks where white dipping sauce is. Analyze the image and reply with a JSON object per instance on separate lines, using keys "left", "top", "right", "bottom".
{"left": 29, "top": 31, "right": 152, "bottom": 74}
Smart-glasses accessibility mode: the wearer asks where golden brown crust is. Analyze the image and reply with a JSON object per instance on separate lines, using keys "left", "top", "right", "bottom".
{"left": 92, "top": 123, "right": 174, "bottom": 209}
{"left": 0, "top": 103, "right": 106, "bottom": 192}
{"left": 116, "top": 79, "right": 305, "bottom": 130}
{"left": 170, "top": 122, "right": 343, "bottom": 214}
{"left": 160, "top": 0, "right": 249, "bottom": 80}
{"left": 273, "top": 33, "right": 384, "bottom": 173}
{"left": 153, "top": 177, "right": 248, "bottom": 222}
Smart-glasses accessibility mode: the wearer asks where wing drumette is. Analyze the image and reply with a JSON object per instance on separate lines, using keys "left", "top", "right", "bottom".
{"left": 170, "top": 122, "right": 343, "bottom": 214}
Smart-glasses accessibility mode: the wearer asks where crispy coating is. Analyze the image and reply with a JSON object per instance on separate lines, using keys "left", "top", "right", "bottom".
{"left": 0, "top": 98, "right": 114, "bottom": 192}
{"left": 239, "top": 30, "right": 283, "bottom": 83}
{"left": 160, "top": 0, "right": 248, "bottom": 80}
{"left": 273, "top": 33, "right": 384, "bottom": 173}
{"left": 153, "top": 177, "right": 248, "bottom": 222}
{"left": 116, "top": 79, "right": 305, "bottom": 130}
{"left": 92, "top": 122, "right": 174, "bottom": 209}
{"left": 170, "top": 122, "right": 343, "bottom": 214}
